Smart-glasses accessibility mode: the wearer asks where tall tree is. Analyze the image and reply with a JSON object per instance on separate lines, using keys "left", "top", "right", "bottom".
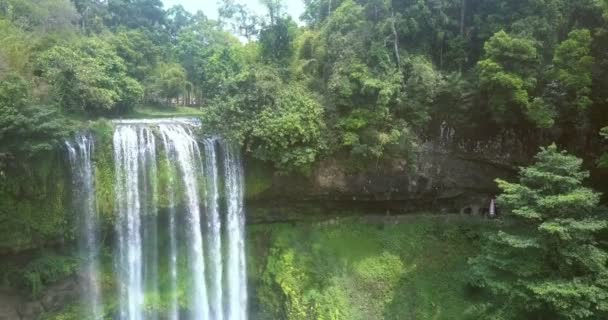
{"left": 39, "top": 38, "right": 143, "bottom": 114}
{"left": 218, "top": 0, "right": 260, "bottom": 40}
{"left": 0, "top": 73, "right": 70, "bottom": 163}
{"left": 477, "top": 30, "right": 546, "bottom": 127}
{"left": 106, "top": 0, "right": 165, "bottom": 30}
{"left": 469, "top": 145, "right": 608, "bottom": 319}
{"left": 150, "top": 62, "right": 188, "bottom": 104}
{"left": 553, "top": 29, "right": 594, "bottom": 113}
{"left": 165, "top": 4, "right": 192, "bottom": 40}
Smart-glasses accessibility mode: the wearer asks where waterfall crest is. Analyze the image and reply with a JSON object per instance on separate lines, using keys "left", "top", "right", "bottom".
{"left": 68, "top": 118, "right": 247, "bottom": 320}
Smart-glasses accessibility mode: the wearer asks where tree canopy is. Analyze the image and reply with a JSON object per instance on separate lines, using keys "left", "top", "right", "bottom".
{"left": 469, "top": 145, "right": 608, "bottom": 319}
{"left": 0, "top": 0, "right": 607, "bottom": 172}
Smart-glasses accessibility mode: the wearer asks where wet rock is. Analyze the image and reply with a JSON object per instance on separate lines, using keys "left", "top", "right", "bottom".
{"left": 247, "top": 139, "right": 520, "bottom": 213}
{"left": 18, "top": 301, "right": 44, "bottom": 320}
{"left": 0, "top": 290, "right": 21, "bottom": 320}
{"left": 40, "top": 277, "right": 78, "bottom": 312}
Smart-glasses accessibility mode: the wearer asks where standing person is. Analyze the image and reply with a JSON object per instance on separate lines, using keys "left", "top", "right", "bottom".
{"left": 489, "top": 196, "right": 496, "bottom": 218}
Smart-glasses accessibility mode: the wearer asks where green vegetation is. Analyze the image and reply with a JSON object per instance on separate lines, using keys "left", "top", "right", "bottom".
{"left": 1, "top": 0, "right": 607, "bottom": 172}
{"left": 250, "top": 216, "right": 494, "bottom": 319}
{"left": 0, "top": 151, "right": 71, "bottom": 252}
{"left": 0, "top": 252, "right": 78, "bottom": 298}
{"left": 0, "top": 0, "right": 608, "bottom": 319}
{"left": 469, "top": 145, "right": 608, "bottom": 319}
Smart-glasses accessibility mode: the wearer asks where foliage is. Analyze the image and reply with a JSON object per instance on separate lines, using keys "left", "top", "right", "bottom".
{"left": 552, "top": 29, "right": 594, "bottom": 112}
{"left": 2, "top": 0, "right": 607, "bottom": 173}
{"left": 477, "top": 31, "right": 541, "bottom": 126}
{"left": 0, "top": 252, "right": 78, "bottom": 297}
{"left": 149, "top": 63, "right": 189, "bottom": 103}
{"left": 174, "top": 18, "right": 243, "bottom": 105}
{"left": 0, "top": 0, "right": 79, "bottom": 32}
{"left": 0, "top": 73, "right": 72, "bottom": 161}
{"left": 0, "top": 148, "right": 71, "bottom": 251}
{"left": 259, "top": 16, "right": 298, "bottom": 64}
{"left": 1, "top": 7, "right": 608, "bottom": 320}
{"left": 38, "top": 37, "right": 143, "bottom": 114}
{"left": 108, "top": 28, "right": 160, "bottom": 82}
{"left": 90, "top": 119, "right": 115, "bottom": 220}
{"left": 0, "top": 19, "right": 36, "bottom": 76}
{"left": 105, "top": 0, "right": 165, "bottom": 31}
{"left": 252, "top": 216, "right": 491, "bottom": 320}
{"left": 469, "top": 145, "right": 608, "bottom": 319}
{"left": 249, "top": 86, "right": 326, "bottom": 173}
{"left": 218, "top": 0, "right": 260, "bottom": 40}
{"left": 205, "top": 66, "right": 326, "bottom": 173}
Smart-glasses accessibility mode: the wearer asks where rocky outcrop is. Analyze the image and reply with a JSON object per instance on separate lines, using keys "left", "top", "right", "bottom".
{"left": 246, "top": 131, "right": 534, "bottom": 215}
{"left": 0, "top": 277, "right": 79, "bottom": 320}
{"left": 0, "top": 290, "right": 21, "bottom": 320}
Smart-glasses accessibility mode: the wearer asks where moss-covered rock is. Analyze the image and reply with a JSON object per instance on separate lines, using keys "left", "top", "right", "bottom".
{"left": 0, "top": 151, "right": 71, "bottom": 252}
{"left": 91, "top": 120, "right": 116, "bottom": 222}
{"left": 244, "top": 157, "right": 274, "bottom": 200}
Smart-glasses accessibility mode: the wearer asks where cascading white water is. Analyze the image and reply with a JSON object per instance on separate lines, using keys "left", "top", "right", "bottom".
{"left": 160, "top": 134, "right": 180, "bottom": 320}
{"left": 223, "top": 144, "right": 248, "bottom": 320}
{"left": 66, "top": 134, "right": 103, "bottom": 320}
{"left": 139, "top": 127, "right": 159, "bottom": 320}
{"left": 202, "top": 139, "right": 223, "bottom": 320}
{"left": 158, "top": 123, "right": 210, "bottom": 320}
{"left": 114, "top": 126, "right": 145, "bottom": 320}
{"left": 103, "top": 118, "right": 247, "bottom": 320}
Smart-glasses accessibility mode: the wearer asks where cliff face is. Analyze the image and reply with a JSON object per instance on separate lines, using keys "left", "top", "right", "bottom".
{"left": 0, "top": 151, "right": 72, "bottom": 254}
{"left": 0, "top": 126, "right": 552, "bottom": 319}
{"left": 0, "top": 277, "right": 79, "bottom": 320}
{"left": 246, "top": 129, "right": 536, "bottom": 216}
{"left": 0, "top": 125, "right": 536, "bottom": 253}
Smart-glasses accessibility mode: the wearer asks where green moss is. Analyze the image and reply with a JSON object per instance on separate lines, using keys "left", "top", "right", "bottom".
{"left": 91, "top": 120, "right": 116, "bottom": 222}
{"left": 157, "top": 149, "right": 185, "bottom": 208}
{"left": 244, "top": 158, "right": 274, "bottom": 199}
{"left": 0, "top": 252, "right": 78, "bottom": 298}
{"left": 0, "top": 151, "right": 71, "bottom": 252}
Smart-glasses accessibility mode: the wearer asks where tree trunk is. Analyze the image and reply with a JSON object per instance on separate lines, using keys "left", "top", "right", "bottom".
{"left": 391, "top": 12, "right": 400, "bottom": 68}
{"left": 459, "top": 0, "right": 467, "bottom": 72}
{"left": 460, "top": 0, "right": 466, "bottom": 36}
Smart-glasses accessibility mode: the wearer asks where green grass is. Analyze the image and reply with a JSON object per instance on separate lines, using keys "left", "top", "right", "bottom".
{"left": 248, "top": 215, "right": 496, "bottom": 320}
{"left": 122, "top": 105, "right": 206, "bottom": 119}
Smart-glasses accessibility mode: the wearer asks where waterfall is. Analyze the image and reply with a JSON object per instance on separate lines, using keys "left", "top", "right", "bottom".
{"left": 202, "top": 139, "right": 223, "bottom": 320}
{"left": 223, "top": 144, "right": 248, "bottom": 320}
{"left": 114, "top": 126, "right": 145, "bottom": 320}
{"left": 160, "top": 133, "right": 180, "bottom": 320}
{"left": 66, "top": 134, "right": 103, "bottom": 320}
{"left": 157, "top": 123, "right": 210, "bottom": 320}
{"left": 67, "top": 118, "right": 248, "bottom": 320}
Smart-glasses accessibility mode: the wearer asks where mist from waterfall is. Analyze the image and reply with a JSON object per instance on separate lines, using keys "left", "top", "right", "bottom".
{"left": 66, "top": 134, "right": 103, "bottom": 320}
{"left": 68, "top": 118, "right": 247, "bottom": 320}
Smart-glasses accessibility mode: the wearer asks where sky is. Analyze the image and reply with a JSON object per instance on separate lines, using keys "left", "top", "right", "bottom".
{"left": 161, "top": 0, "right": 306, "bottom": 24}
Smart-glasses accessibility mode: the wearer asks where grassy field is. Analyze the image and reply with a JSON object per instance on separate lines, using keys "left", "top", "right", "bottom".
{"left": 122, "top": 105, "right": 206, "bottom": 119}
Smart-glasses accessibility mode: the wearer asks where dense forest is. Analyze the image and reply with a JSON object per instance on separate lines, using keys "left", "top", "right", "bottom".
{"left": 1, "top": 0, "right": 608, "bottom": 172}
{"left": 1, "top": 0, "right": 608, "bottom": 319}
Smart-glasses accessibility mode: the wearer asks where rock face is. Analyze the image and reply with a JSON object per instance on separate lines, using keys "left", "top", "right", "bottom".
{"left": 247, "top": 133, "right": 533, "bottom": 215}
{"left": 0, "top": 277, "right": 79, "bottom": 320}
{"left": 0, "top": 290, "right": 21, "bottom": 320}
